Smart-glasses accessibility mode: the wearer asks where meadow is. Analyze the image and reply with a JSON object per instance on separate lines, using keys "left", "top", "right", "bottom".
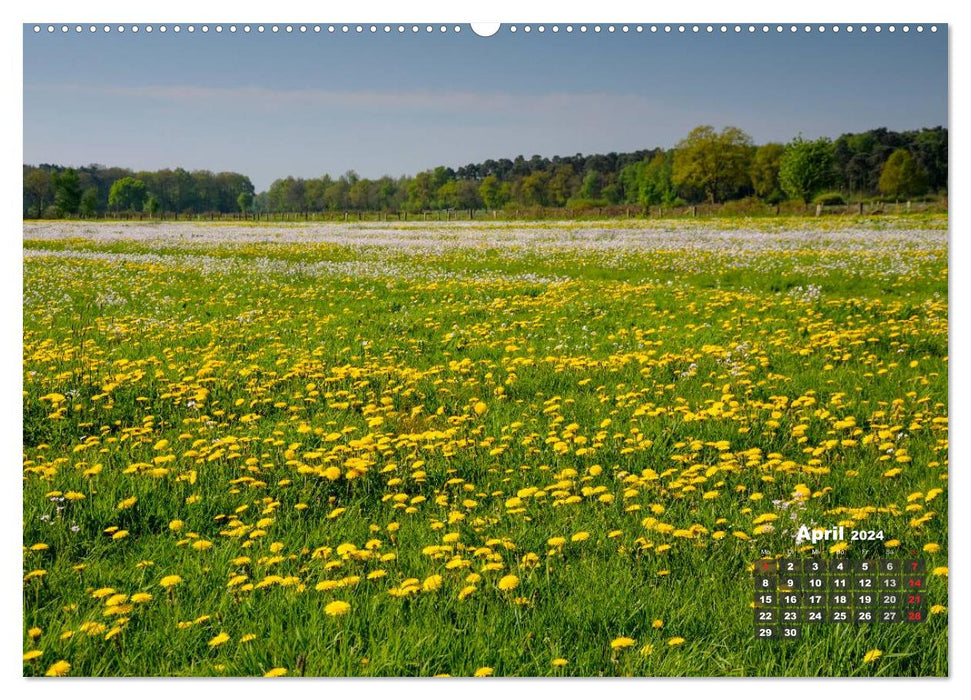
{"left": 22, "top": 216, "right": 948, "bottom": 677}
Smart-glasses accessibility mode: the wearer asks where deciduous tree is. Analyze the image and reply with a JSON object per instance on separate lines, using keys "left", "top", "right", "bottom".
{"left": 878, "top": 149, "right": 929, "bottom": 199}
{"left": 750, "top": 143, "right": 785, "bottom": 201}
{"left": 53, "top": 168, "right": 82, "bottom": 215}
{"left": 779, "top": 136, "right": 836, "bottom": 203}
{"left": 80, "top": 188, "right": 99, "bottom": 217}
{"left": 108, "top": 177, "right": 147, "bottom": 212}
{"left": 672, "top": 126, "right": 753, "bottom": 204}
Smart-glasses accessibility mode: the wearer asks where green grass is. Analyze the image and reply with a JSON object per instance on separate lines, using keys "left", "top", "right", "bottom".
{"left": 23, "top": 217, "right": 948, "bottom": 677}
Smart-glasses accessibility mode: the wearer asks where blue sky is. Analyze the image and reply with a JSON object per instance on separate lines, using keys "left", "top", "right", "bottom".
{"left": 23, "top": 25, "right": 947, "bottom": 191}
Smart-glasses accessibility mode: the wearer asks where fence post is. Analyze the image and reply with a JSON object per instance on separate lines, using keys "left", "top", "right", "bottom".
{"left": 859, "top": 202, "right": 864, "bottom": 215}
{"left": 815, "top": 204, "right": 823, "bottom": 217}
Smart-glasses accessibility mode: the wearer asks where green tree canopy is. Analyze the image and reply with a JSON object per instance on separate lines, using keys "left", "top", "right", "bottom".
{"left": 750, "top": 143, "right": 785, "bottom": 201}
{"left": 454, "top": 180, "right": 482, "bottom": 209}
{"left": 672, "top": 126, "right": 753, "bottom": 204}
{"left": 436, "top": 180, "right": 459, "bottom": 209}
{"left": 25, "top": 168, "right": 54, "bottom": 216}
{"left": 237, "top": 191, "right": 254, "bottom": 213}
{"left": 478, "top": 175, "right": 504, "bottom": 209}
{"left": 79, "top": 188, "right": 99, "bottom": 217}
{"left": 53, "top": 168, "right": 82, "bottom": 215}
{"left": 579, "top": 171, "right": 603, "bottom": 200}
{"left": 779, "top": 136, "right": 836, "bottom": 203}
{"left": 620, "top": 151, "right": 676, "bottom": 206}
{"left": 108, "top": 177, "right": 147, "bottom": 211}
{"left": 521, "top": 170, "right": 551, "bottom": 206}
{"left": 878, "top": 149, "right": 929, "bottom": 199}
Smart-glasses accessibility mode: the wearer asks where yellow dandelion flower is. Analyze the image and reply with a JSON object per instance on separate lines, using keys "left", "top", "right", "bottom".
{"left": 551, "top": 658, "right": 568, "bottom": 667}
{"left": 160, "top": 575, "right": 183, "bottom": 588}
{"left": 44, "top": 660, "right": 71, "bottom": 676}
{"left": 639, "top": 643, "right": 655, "bottom": 656}
{"left": 863, "top": 649, "right": 883, "bottom": 664}
{"left": 264, "top": 667, "right": 287, "bottom": 677}
{"left": 117, "top": 496, "right": 137, "bottom": 510}
{"left": 610, "top": 636, "right": 636, "bottom": 650}
{"left": 208, "top": 632, "right": 230, "bottom": 647}
{"left": 240, "top": 634, "right": 257, "bottom": 643}
{"left": 497, "top": 575, "right": 520, "bottom": 592}
{"left": 933, "top": 566, "right": 948, "bottom": 577}
{"left": 473, "top": 666, "right": 493, "bottom": 677}
{"left": 324, "top": 600, "right": 351, "bottom": 617}
{"left": 23, "top": 650, "right": 43, "bottom": 661}
{"left": 667, "top": 637, "right": 685, "bottom": 646}
{"left": 422, "top": 575, "right": 443, "bottom": 592}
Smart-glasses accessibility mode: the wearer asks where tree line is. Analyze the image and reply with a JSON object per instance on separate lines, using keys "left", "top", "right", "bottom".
{"left": 23, "top": 125, "right": 946, "bottom": 218}
{"left": 23, "top": 166, "right": 255, "bottom": 219}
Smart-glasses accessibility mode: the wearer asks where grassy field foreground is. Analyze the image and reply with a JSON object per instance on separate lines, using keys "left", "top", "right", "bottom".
{"left": 22, "top": 216, "right": 948, "bottom": 676}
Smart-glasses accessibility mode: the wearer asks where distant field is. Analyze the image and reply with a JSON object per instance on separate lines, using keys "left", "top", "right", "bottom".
{"left": 23, "top": 216, "right": 948, "bottom": 677}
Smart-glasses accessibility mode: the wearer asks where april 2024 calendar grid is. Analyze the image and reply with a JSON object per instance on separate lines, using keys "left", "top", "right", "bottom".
{"left": 753, "top": 558, "right": 928, "bottom": 640}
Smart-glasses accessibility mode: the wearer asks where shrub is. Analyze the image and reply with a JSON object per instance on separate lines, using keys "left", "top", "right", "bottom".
{"left": 719, "top": 197, "right": 773, "bottom": 216}
{"left": 813, "top": 191, "right": 846, "bottom": 206}
{"left": 565, "top": 197, "right": 609, "bottom": 210}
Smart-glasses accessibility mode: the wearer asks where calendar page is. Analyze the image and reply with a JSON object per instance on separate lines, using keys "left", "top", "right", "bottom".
{"left": 20, "top": 12, "right": 948, "bottom": 682}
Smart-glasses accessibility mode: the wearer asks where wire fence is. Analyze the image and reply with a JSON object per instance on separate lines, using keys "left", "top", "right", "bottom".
{"left": 25, "top": 199, "right": 947, "bottom": 223}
